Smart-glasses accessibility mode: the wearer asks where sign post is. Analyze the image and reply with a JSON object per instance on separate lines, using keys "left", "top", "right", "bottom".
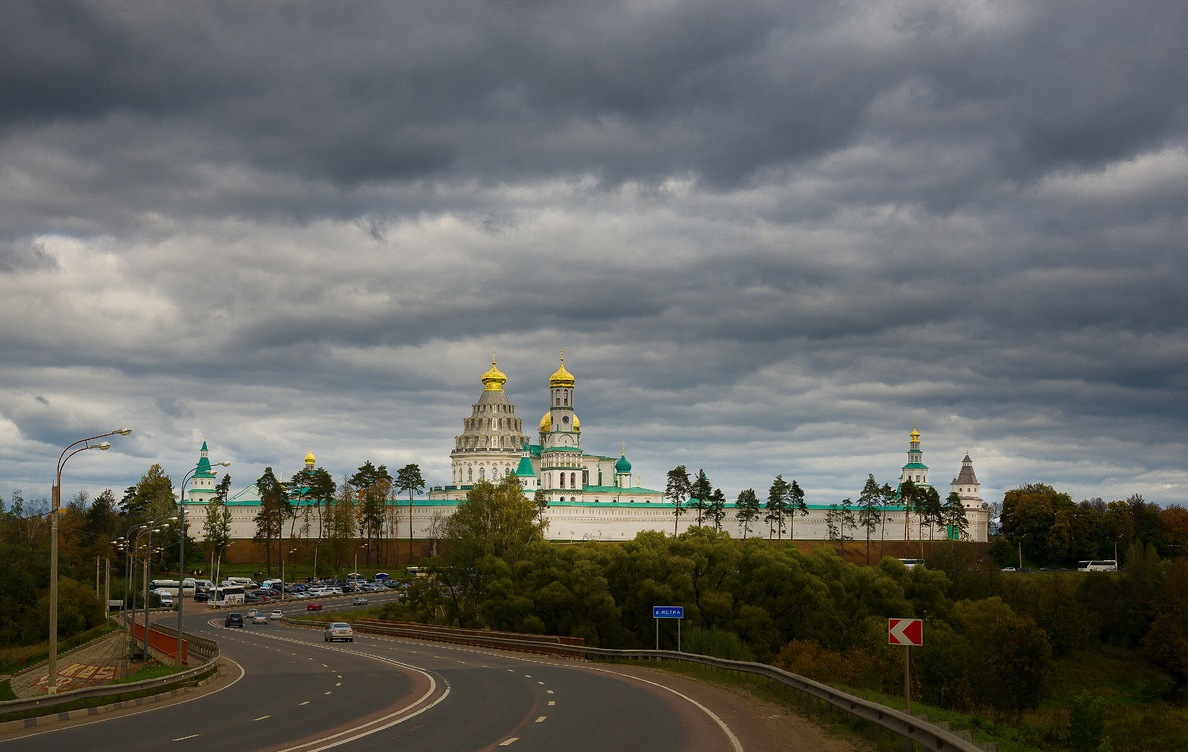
{"left": 888, "top": 618, "right": 924, "bottom": 751}
{"left": 653, "top": 606, "right": 684, "bottom": 651}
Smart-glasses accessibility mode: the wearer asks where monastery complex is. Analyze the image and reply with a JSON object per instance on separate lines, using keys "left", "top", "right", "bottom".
{"left": 186, "top": 355, "right": 991, "bottom": 543}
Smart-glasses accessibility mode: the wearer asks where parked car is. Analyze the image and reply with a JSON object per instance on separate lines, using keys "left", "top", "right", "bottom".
{"left": 225, "top": 613, "right": 244, "bottom": 628}
{"left": 307, "top": 602, "right": 323, "bottom": 611}
{"left": 193, "top": 591, "right": 209, "bottom": 603}
{"left": 352, "top": 596, "right": 368, "bottom": 606}
{"left": 324, "top": 622, "right": 354, "bottom": 642}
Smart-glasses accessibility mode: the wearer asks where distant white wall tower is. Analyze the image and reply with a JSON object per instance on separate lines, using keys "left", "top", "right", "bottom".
{"left": 950, "top": 454, "right": 982, "bottom": 510}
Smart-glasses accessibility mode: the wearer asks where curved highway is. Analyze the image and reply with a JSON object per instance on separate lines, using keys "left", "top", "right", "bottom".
{"left": 0, "top": 597, "right": 740, "bottom": 752}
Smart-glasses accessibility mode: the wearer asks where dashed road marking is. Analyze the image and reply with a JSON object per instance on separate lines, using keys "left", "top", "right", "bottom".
{"left": 254, "top": 715, "right": 272, "bottom": 721}
{"left": 535, "top": 716, "right": 546, "bottom": 723}
{"left": 499, "top": 738, "right": 519, "bottom": 746}
{"left": 173, "top": 734, "right": 201, "bottom": 741}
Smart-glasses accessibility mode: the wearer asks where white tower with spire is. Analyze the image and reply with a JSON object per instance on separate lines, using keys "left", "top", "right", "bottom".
{"left": 950, "top": 455, "right": 982, "bottom": 510}
{"left": 187, "top": 439, "right": 219, "bottom": 504}
{"left": 539, "top": 351, "right": 584, "bottom": 501}
{"left": 898, "top": 419, "right": 930, "bottom": 490}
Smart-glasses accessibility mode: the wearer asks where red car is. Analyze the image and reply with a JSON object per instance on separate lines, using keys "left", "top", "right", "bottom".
{"left": 306, "top": 602, "right": 323, "bottom": 611}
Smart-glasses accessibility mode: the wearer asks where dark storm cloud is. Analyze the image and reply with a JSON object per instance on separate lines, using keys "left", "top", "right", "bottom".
{"left": 1, "top": 0, "right": 1187, "bottom": 507}
{"left": 2, "top": 1, "right": 1180, "bottom": 205}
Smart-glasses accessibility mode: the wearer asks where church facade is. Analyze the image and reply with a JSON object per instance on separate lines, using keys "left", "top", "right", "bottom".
{"left": 182, "top": 356, "right": 990, "bottom": 544}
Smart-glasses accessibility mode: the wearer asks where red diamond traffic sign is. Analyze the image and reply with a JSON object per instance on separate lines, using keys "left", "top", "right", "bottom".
{"left": 888, "top": 618, "right": 923, "bottom": 646}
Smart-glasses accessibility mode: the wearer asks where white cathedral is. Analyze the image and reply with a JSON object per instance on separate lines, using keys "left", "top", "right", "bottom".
{"left": 184, "top": 355, "right": 989, "bottom": 544}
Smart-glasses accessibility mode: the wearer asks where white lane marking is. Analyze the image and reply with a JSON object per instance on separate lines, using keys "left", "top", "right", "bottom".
{"left": 537, "top": 681, "right": 544, "bottom": 685}
{"left": 254, "top": 715, "right": 272, "bottom": 721}
{"left": 173, "top": 734, "right": 201, "bottom": 741}
{"left": 324, "top": 691, "right": 332, "bottom": 695}
{"left": 535, "top": 716, "right": 546, "bottom": 723}
{"left": 299, "top": 701, "right": 310, "bottom": 706}
{"left": 548, "top": 701, "right": 555, "bottom": 706}
{"left": 499, "top": 738, "right": 519, "bottom": 746}
{"left": 335, "top": 682, "right": 341, "bottom": 687}
{"left": 584, "top": 666, "right": 744, "bottom": 752}
{"left": 546, "top": 689, "right": 554, "bottom": 694}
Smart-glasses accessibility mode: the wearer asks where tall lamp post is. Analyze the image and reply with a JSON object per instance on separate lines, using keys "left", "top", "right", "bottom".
{"left": 140, "top": 516, "right": 174, "bottom": 659}
{"left": 49, "top": 427, "right": 131, "bottom": 695}
{"left": 176, "top": 460, "right": 229, "bottom": 666}
{"left": 280, "top": 548, "right": 296, "bottom": 604}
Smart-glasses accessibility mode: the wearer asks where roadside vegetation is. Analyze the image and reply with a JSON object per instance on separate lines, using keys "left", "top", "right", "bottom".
{"left": 371, "top": 475, "right": 1188, "bottom": 752}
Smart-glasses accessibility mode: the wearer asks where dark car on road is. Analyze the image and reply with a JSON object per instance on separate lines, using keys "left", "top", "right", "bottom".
{"left": 225, "top": 612, "right": 244, "bottom": 628}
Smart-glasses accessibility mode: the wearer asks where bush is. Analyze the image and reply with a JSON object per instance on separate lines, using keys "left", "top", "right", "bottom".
{"left": 681, "top": 626, "right": 754, "bottom": 662}
{"left": 1066, "top": 690, "right": 1106, "bottom": 752}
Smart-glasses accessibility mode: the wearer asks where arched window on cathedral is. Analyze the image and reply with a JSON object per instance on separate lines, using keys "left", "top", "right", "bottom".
{"left": 492, "top": 467, "right": 499, "bottom": 480}
{"left": 570, "top": 472, "right": 576, "bottom": 488}
{"left": 560, "top": 473, "right": 566, "bottom": 489}
{"left": 479, "top": 467, "right": 485, "bottom": 480}
{"left": 468, "top": 467, "right": 473, "bottom": 482}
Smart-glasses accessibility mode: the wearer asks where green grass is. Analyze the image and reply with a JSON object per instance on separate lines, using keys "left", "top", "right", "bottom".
{"left": 111, "top": 661, "right": 185, "bottom": 685}
{"left": 0, "top": 680, "right": 17, "bottom": 701}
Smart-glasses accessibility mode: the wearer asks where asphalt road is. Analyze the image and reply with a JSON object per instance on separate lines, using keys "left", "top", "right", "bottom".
{"left": 0, "top": 597, "right": 741, "bottom": 752}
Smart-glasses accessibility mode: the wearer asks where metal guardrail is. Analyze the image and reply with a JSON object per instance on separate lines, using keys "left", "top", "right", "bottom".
{"left": 329, "top": 619, "right": 991, "bottom": 752}
{"left": 0, "top": 628, "right": 220, "bottom": 720}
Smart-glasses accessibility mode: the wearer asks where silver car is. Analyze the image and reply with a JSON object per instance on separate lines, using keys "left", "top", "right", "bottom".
{"left": 324, "top": 622, "right": 354, "bottom": 642}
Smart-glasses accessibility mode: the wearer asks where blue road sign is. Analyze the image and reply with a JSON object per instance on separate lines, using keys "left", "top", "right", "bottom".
{"left": 653, "top": 606, "right": 684, "bottom": 619}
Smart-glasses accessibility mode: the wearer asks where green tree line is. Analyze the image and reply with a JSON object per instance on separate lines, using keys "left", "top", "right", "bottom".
{"left": 389, "top": 474, "right": 1188, "bottom": 719}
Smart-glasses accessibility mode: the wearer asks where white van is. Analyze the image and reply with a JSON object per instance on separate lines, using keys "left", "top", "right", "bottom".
{"left": 153, "top": 589, "right": 174, "bottom": 607}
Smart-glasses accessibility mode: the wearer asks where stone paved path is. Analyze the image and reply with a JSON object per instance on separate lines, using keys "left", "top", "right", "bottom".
{"left": 7, "top": 631, "right": 133, "bottom": 699}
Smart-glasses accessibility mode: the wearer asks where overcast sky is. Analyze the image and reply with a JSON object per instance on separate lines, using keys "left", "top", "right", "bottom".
{"left": 3, "top": 1, "right": 1186, "bottom": 512}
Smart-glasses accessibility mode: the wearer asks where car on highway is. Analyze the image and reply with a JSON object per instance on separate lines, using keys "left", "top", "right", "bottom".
{"left": 225, "top": 613, "right": 244, "bottom": 628}
{"left": 269, "top": 609, "right": 284, "bottom": 620}
{"left": 252, "top": 613, "right": 268, "bottom": 625}
{"left": 324, "top": 622, "right": 354, "bottom": 642}
{"left": 307, "top": 602, "right": 323, "bottom": 611}
{"left": 352, "top": 596, "right": 368, "bottom": 606}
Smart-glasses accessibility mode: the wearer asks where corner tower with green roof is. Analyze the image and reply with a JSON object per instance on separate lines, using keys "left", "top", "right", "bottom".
{"left": 187, "top": 439, "right": 219, "bottom": 504}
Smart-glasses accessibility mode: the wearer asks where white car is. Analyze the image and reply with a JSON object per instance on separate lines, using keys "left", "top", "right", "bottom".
{"left": 324, "top": 622, "right": 354, "bottom": 642}
{"left": 269, "top": 609, "right": 284, "bottom": 620}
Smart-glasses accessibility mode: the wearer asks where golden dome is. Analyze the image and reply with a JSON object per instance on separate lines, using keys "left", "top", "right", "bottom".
{"left": 549, "top": 351, "right": 575, "bottom": 388}
{"left": 909, "top": 418, "right": 920, "bottom": 444}
{"left": 539, "top": 412, "right": 551, "bottom": 431}
{"left": 573, "top": 414, "right": 580, "bottom": 431}
{"left": 481, "top": 352, "right": 507, "bottom": 392}
{"left": 304, "top": 446, "right": 316, "bottom": 466}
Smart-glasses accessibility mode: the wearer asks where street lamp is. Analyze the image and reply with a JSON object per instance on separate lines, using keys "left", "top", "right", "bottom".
{"left": 353, "top": 543, "right": 369, "bottom": 586}
{"left": 280, "top": 548, "right": 296, "bottom": 604}
{"left": 176, "top": 460, "right": 229, "bottom": 666}
{"left": 49, "top": 427, "right": 131, "bottom": 695}
{"left": 140, "top": 513, "right": 175, "bottom": 660}
{"left": 213, "top": 541, "right": 234, "bottom": 606}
